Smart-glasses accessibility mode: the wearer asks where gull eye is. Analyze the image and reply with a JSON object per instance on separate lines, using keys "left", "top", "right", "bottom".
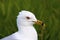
{"left": 26, "top": 16, "right": 30, "bottom": 19}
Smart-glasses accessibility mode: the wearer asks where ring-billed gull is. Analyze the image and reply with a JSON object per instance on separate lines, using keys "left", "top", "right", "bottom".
{"left": 1, "top": 10, "right": 44, "bottom": 40}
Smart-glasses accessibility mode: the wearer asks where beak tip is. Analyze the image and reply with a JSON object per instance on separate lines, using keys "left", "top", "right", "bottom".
{"left": 42, "top": 23, "right": 45, "bottom": 27}
{"left": 41, "top": 22, "right": 44, "bottom": 26}
{"left": 35, "top": 20, "right": 45, "bottom": 27}
{"left": 38, "top": 21, "right": 45, "bottom": 27}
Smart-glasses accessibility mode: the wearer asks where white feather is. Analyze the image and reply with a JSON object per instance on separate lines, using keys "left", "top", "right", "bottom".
{"left": 1, "top": 10, "right": 38, "bottom": 40}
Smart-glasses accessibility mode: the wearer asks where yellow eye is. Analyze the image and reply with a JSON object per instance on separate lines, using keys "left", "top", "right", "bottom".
{"left": 26, "top": 17, "right": 30, "bottom": 19}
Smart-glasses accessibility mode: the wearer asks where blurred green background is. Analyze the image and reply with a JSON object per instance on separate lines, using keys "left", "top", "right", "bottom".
{"left": 0, "top": 0, "right": 60, "bottom": 40}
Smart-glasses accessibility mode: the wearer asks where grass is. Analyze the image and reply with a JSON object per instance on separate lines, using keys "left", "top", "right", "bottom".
{"left": 0, "top": 0, "right": 60, "bottom": 40}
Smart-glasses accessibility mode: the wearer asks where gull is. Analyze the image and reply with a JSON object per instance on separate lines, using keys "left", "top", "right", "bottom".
{"left": 1, "top": 10, "right": 43, "bottom": 40}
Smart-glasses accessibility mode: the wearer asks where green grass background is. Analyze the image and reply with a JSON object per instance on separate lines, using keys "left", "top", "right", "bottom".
{"left": 0, "top": 0, "right": 60, "bottom": 40}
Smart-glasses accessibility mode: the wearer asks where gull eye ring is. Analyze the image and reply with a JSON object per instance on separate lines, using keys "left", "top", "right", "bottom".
{"left": 26, "top": 17, "right": 30, "bottom": 19}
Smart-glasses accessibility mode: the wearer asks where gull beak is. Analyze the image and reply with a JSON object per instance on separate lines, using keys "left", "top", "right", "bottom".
{"left": 34, "top": 20, "right": 45, "bottom": 26}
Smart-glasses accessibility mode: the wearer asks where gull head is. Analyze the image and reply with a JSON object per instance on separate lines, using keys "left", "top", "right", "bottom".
{"left": 17, "top": 10, "right": 44, "bottom": 26}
